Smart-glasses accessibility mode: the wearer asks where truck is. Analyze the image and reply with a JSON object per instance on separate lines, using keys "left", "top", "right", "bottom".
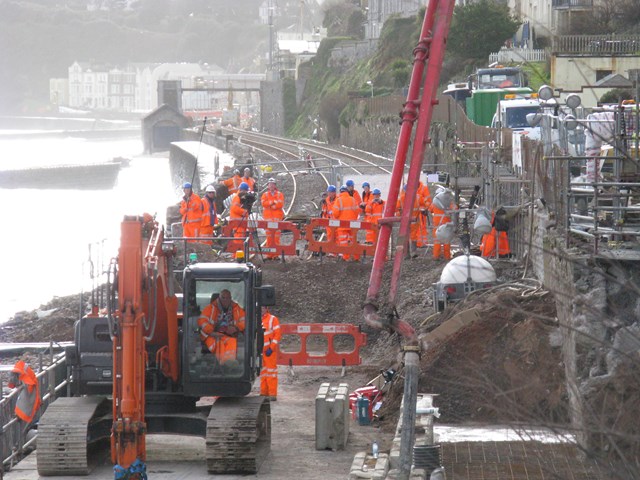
{"left": 37, "top": 214, "right": 276, "bottom": 477}
{"left": 465, "top": 87, "right": 533, "bottom": 127}
{"left": 472, "top": 66, "right": 527, "bottom": 90}
{"left": 491, "top": 94, "right": 542, "bottom": 140}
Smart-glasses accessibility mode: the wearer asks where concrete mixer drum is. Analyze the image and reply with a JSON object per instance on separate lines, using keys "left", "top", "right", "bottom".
{"left": 432, "top": 255, "right": 498, "bottom": 312}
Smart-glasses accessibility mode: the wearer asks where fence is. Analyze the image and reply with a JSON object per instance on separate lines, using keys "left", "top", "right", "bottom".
{"left": 551, "top": 0, "right": 593, "bottom": 8}
{"left": 1, "top": 349, "right": 69, "bottom": 472}
{"left": 553, "top": 35, "right": 640, "bottom": 55}
{"left": 489, "top": 48, "right": 548, "bottom": 64}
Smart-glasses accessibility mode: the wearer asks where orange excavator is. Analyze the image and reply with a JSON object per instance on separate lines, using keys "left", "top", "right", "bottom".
{"left": 37, "top": 214, "right": 275, "bottom": 478}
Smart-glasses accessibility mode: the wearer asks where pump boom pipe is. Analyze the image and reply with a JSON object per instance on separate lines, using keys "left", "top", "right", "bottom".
{"left": 363, "top": 0, "right": 455, "bottom": 339}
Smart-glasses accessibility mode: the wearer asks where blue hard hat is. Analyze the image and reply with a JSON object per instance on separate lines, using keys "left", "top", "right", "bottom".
{"left": 183, "top": 182, "right": 192, "bottom": 189}
{"left": 373, "top": 188, "right": 381, "bottom": 195}
{"left": 346, "top": 179, "right": 355, "bottom": 187}
{"left": 362, "top": 182, "right": 370, "bottom": 188}
{"left": 239, "top": 182, "right": 249, "bottom": 191}
{"left": 340, "top": 185, "right": 347, "bottom": 192}
{"left": 327, "top": 185, "right": 337, "bottom": 193}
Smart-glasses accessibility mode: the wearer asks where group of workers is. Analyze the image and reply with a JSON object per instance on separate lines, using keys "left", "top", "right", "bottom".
{"left": 182, "top": 166, "right": 510, "bottom": 260}
{"left": 321, "top": 175, "right": 465, "bottom": 261}
{"left": 196, "top": 289, "right": 281, "bottom": 399}
{"left": 180, "top": 167, "right": 285, "bottom": 258}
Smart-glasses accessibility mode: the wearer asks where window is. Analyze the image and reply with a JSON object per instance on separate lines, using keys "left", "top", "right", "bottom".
{"left": 596, "top": 69, "right": 612, "bottom": 82}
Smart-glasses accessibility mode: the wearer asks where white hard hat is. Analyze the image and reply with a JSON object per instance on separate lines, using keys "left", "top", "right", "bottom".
{"left": 205, "top": 185, "right": 216, "bottom": 193}
{"left": 268, "top": 177, "right": 276, "bottom": 183}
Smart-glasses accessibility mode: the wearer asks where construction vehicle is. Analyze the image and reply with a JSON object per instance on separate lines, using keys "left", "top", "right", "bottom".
{"left": 37, "top": 214, "right": 275, "bottom": 477}
{"left": 491, "top": 93, "right": 543, "bottom": 141}
{"left": 465, "top": 86, "right": 533, "bottom": 127}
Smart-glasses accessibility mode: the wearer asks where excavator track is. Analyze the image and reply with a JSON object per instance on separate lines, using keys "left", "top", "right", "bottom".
{"left": 205, "top": 396, "right": 271, "bottom": 473}
{"left": 37, "top": 396, "right": 111, "bottom": 476}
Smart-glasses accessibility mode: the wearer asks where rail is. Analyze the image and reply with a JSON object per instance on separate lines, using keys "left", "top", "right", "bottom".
{"left": 1, "top": 346, "right": 69, "bottom": 472}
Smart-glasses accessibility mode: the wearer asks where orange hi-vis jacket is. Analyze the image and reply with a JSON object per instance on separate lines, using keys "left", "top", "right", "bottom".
{"left": 261, "top": 311, "right": 282, "bottom": 397}
{"left": 349, "top": 189, "right": 363, "bottom": 208}
{"left": 201, "top": 195, "right": 217, "bottom": 228}
{"left": 198, "top": 300, "right": 246, "bottom": 363}
{"left": 365, "top": 198, "right": 385, "bottom": 223}
{"left": 261, "top": 189, "right": 285, "bottom": 220}
{"left": 223, "top": 174, "right": 243, "bottom": 195}
{"left": 8, "top": 360, "right": 41, "bottom": 423}
{"left": 243, "top": 176, "right": 256, "bottom": 192}
{"left": 396, "top": 190, "right": 422, "bottom": 242}
{"left": 332, "top": 191, "right": 360, "bottom": 221}
{"left": 418, "top": 182, "right": 432, "bottom": 209}
{"left": 321, "top": 195, "right": 335, "bottom": 218}
{"left": 230, "top": 193, "right": 247, "bottom": 220}
{"left": 364, "top": 198, "right": 385, "bottom": 244}
{"left": 180, "top": 193, "right": 203, "bottom": 237}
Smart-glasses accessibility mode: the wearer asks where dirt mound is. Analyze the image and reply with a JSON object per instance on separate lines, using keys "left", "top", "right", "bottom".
{"left": 377, "top": 278, "right": 568, "bottom": 433}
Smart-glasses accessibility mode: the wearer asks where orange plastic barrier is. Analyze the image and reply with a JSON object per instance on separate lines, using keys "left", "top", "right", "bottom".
{"left": 305, "top": 218, "right": 377, "bottom": 258}
{"left": 277, "top": 323, "right": 367, "bottom": 367}
{"left": 222, "top": 219, "right": 301, "bottom": 256}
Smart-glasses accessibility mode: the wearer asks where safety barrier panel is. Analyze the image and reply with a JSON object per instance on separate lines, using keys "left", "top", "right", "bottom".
{"left": 222, "top": 219, "right": 301, "bottom": 256}
{"left": 305, "top": 218, "right": 377, "bottom": 258}
{"left": 277, "top": 323, "right": 367, "bottom": 367}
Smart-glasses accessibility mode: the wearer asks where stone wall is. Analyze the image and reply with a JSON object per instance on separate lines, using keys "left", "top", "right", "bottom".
{"left": 328, "top": 39, "right": 378, "bottom": 72}
{"left": 526, "top": 211, "right": 640, "bottom": 467}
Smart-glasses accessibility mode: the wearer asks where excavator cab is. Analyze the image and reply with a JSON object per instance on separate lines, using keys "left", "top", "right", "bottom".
{"left": 181, "top": 262, "right": 275, "bottom": 397}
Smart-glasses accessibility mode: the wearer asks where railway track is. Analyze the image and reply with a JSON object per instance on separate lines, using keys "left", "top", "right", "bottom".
{"left": 219, "top": 128, "right": 395, "bottom": 217}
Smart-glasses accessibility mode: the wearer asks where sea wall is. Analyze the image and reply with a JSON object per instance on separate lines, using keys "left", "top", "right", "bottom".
{"left": 526, "top": 211, "right": 640, "bottom": 464}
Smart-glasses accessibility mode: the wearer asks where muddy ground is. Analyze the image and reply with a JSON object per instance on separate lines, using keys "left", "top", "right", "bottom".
{"left": 1, "top": 254, "right": 566, "bottom": 434}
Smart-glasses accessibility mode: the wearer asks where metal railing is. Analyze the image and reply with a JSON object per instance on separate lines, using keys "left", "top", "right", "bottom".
{"left": 489, "top": 48, "right": 548, "bottom": 64}
{"left": 1, "top": 347, "right": 69, "bottom": 472}
{"left": 552, "top": 0, "right": 593, "bottom": 8}
{"left": 553, "top": 35, "right": 640, "bottom": 55}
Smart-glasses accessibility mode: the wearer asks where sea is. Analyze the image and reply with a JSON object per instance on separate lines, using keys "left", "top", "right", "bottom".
{"left": 0, "top": 115, "right": 230, "bottom": 324}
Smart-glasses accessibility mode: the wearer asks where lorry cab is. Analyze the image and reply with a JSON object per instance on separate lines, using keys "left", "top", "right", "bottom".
{"left": 491, "top": 94, "right": 542, "bottom": 140}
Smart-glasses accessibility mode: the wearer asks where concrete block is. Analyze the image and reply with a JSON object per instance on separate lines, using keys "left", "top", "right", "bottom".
{"left": 315, "top": 382, "right": 350, "bottom": 450}
{"left": 348, "top": 452, "right": 389, "bottom": 480}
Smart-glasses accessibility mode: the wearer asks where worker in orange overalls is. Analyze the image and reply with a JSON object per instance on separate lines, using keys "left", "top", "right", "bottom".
{"left": 180, "top": 182, "right": 203, "bottom": 240}
{"left": 361, "top": 182, "right": 373, "bottom": 212}
{"left": 242, "top": 167, "right": 256, "bottom": 192}
{"left": 219, "top": 169, "right": 243, "bottom": 195}
{"left": 364, "top": 188, "right": 384, "bottom": 245}
{"left": 332, "top": 185, "right": 360, "bottom": 261}
{"left": 8, "top": 360, "right": 41, "bottom": 424}
{"left": 198, "top": 289, "right": 246, "bottom": 365}
{"left": 228, "top": 182, "right": 251, "bottom": 252}
{"left": 321, "top": 185, "right": 337, "bottom": 247}
{"left": 480, "top": 207, "right": 511, "bottom": 258}
{"left": 200, "top": 185, "right": 218, "bottom": 245}
{"left": 417, "top": 180, "right": 432, "bottom": 248}
{"left": 260, "top": 307, "right": 282, "bottom": 400}
{"left": 345, "top": 179, "right": 362, "bottom": 206}
{"left": 429, "top": 188, "right": 456, "bottom": 260}
{"left": 396, "top": 184, "right": 422, "bottom": 257}
{"left": 260, "top": 177, "right": 285, "bottom": 259}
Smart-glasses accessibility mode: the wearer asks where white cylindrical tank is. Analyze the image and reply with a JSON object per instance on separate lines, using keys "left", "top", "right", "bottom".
{"left": 439, "top": 255, "right": 496, "bottom": 284}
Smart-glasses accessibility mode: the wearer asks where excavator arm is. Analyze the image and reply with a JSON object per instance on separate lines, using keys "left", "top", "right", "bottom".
{"left": 111, "top": 214, "right": 176, "bottom": 478}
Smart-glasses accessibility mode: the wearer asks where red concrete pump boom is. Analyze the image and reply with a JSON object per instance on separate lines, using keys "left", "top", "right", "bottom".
{"left": 363, "top": 0, "right": 455, "bottom": 341}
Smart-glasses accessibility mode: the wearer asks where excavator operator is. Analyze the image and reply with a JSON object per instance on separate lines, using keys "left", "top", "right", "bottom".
{"left": 198, "top": 289, "right": 246, "bottom": 367}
